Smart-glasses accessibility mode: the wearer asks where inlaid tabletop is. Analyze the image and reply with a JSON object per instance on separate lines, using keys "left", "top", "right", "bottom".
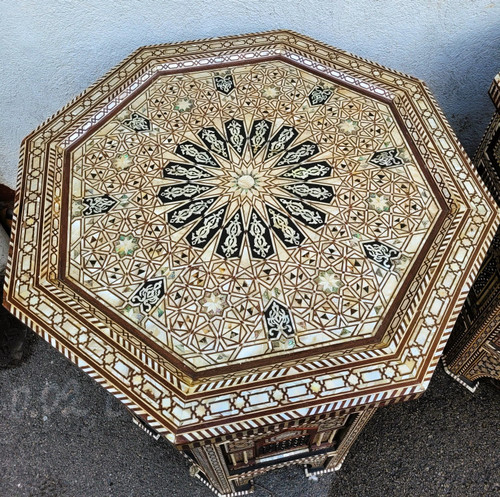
{"left": 5, "top": 31, "right": 499, "bottom": 443}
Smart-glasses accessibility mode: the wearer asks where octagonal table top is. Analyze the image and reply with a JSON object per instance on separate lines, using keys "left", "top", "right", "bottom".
{"left": 5, "top": 31, "right": 499, "bottom": 444}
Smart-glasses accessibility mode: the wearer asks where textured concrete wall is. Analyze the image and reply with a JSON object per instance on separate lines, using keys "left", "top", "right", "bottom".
{"left": 0, "top": 0, "right": 498, "bottom": 189}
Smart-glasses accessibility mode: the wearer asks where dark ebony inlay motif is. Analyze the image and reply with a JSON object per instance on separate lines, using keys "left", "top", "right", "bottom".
{"left": 280, "top": 161, "right": 332, "bottom": 180}
{"left": 277, "top": 197, "right": 326, "bottom": 228}
{"left": 308, "top": 86, "right": 333, "bottom": 105}
{"left": 276, "top": 141, "right": 319, "bottom": 166}
{"left": 266, "top": 126, "right": 299, "bottom": 160}
{"left": 198, "top": 127, "right": 229, "bottom": 159}
{"left": 216, "top": 211, "right": 245, "bottom": 259}
{"left": 82, "top": 195, "right": 117, "bottom": 216}
{"left": 158, "top": 184, "right": 214, "bottom": 204}
{"left": 214, "top": 73, "right": 235, "bottom": 94}
{"left": 265, "top": 299, "right": 295, "bottom": 339}
{"left": 167, "top": 198, "right": 217, "bottom": 228}
{"left": 369, "top": 148, "right": 404, "bottom": 168}
{"left": 281, "top": 182, "right": 334, "bottom": 203}
{"left": 266, "top": 206, "right": 305, "bottom": 247}
{"left": 225, "top": 119, "right": 246, "bottom": 156}
{"left": 163, "top": 163, "right": 214, "bottom": 180}
{"left": 211, "top": 208, "right": 279, "bottom": 260}
{"left": 175, "top": 141, "right": 220, "bottom": 167}
{"left": 249, "top": 120, "right": 272, "bottom": 155}
{"left": 123, "top": 112, "right": 151, "bottom": 132}
{"left": 248, "top": 210, "right": 275, "bottom": 260}
{"left": 187, "top": 206, "right": 228, "bottom": 248}
{"left": 362, "top": 241, "right": 400, "bottom": 270}
{"left": 130, "top": 278, "right": 166, "bottom": 313}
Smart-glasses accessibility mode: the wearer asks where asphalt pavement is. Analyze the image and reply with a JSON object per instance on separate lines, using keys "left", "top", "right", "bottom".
{"left": 0, "top": 327, "right": 499, "bottom": 497}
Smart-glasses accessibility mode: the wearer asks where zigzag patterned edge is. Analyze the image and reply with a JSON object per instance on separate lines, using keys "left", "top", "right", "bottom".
{"left": 441, "top": 356, "right": 479, "bottom": 392}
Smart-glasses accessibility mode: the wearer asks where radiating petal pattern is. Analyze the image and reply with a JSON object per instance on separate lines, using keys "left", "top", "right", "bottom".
{"left": 156, "top": 118, "right": 336, "bottom": 259}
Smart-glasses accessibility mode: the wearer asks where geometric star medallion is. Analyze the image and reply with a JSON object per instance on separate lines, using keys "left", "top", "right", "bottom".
{"left": 4, "top": 31, "right": 499, "bottom": 444}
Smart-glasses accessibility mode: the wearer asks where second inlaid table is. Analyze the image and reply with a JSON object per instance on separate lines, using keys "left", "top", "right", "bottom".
{"left": 443, "top": 72, "right": 500, "bottom": 390}
{"left": 4, "top": 31, "right": 499, "bottom": 496}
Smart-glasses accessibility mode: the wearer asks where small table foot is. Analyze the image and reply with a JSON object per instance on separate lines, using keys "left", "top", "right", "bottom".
{"left": 442, "top": 357, "right": 479, "bottom": 392}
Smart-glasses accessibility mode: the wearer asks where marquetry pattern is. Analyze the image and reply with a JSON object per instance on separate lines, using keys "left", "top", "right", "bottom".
{"left": 4, "top": 31, "right": 498, "bottom": 449}
{"left": 67, "top": 59, "right": 438, "bottom": 370}
{"left": 182, "top": 408, "right": 376, "bottom": 495}
{"left": 443, "top": 73, "right": 500, "bottom": 388}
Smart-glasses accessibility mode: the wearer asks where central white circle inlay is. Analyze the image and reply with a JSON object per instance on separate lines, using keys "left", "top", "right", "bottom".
{"left": 237, "top": 175, "right": 255, "bottom": 189}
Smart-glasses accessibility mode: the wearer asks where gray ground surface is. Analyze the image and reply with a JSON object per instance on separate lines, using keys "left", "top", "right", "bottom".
{"left": 0, "top": 330, "right": 499, "bottom": 497}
